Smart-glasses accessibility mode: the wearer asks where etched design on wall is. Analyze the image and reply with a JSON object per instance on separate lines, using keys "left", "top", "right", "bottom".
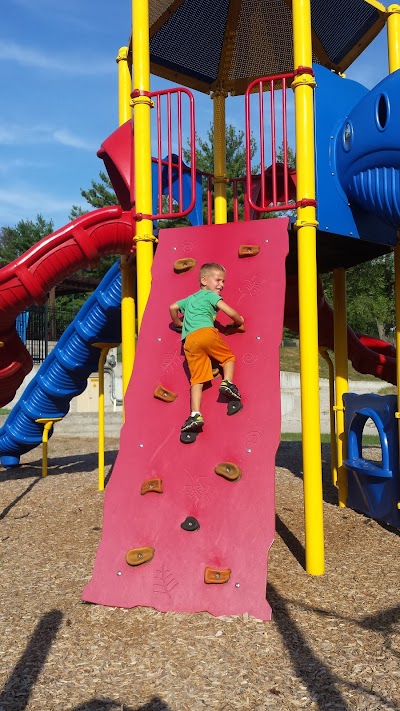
{"left": 153, "top": 564, "right": 179, "bottom": 598}
{"left": 161, "top": 350, "right": 182, "bottom": 373}
{"left": 246, "top": 431, "right": 261, "bottom": 447}
{"left": 242, "top": 352, "right": 258, "bottom": 365}
{"left": 184, "top": 468, "right": 210, "bottom": 507}
{"left": 182, "top": 241, "right": 194, "bottom": 253}
{"left": 237, "top": 275, "right": 263, "bottom": 304}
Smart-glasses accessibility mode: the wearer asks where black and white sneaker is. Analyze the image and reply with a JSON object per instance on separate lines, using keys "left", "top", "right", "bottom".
{"left": 181, "top": 413, "right": 204, "bottom": 432}
{"left": 219, "top": 380, "right": 241, "bottom": 400}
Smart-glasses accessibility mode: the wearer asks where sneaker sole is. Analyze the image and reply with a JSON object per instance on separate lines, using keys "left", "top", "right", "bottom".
{"left": 219, "top": 387, "right": 241, "bottom": 400}
{"left": 181, "top": 422, "right": 204, "bottom": 432}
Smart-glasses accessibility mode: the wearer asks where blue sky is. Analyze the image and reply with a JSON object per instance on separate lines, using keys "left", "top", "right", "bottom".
{"left": 0, "top": 0, "right": 391, "bottom": 232}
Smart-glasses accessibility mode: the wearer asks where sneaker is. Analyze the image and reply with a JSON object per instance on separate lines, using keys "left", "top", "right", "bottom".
{"left": 181, "top": 413, "right": 204, "bottom": 432}
{"left": 219, "top": 380, "right": 241, "bottom": 400}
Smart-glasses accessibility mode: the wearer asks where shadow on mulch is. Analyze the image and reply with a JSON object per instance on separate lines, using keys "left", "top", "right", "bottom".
{"left": 268, "top": 584, "right": 400, "bottom": 709}
{"left": 0, "top": 449, "right": 119, "bottom": 482}
{"left": 0, "top": 608, "right": 173, "bottom": 711}
{"left": 276, "top": 441, "right": 340, "bottom": 505}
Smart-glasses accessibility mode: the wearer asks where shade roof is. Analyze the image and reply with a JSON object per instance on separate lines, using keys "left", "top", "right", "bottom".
{"left": 128, "top": 0, "right": 385, "bottom": 95}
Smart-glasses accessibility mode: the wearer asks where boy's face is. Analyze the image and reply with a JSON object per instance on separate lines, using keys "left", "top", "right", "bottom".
{"left": 201, "top": 269, "right": 225, "bottom": 294}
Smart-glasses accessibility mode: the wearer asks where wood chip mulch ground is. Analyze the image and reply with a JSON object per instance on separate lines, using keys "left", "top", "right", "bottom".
{"left": 0, "top": 437, "right": 399, "bottom": 711}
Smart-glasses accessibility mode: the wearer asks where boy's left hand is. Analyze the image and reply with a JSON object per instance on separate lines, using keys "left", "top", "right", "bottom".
{"left": 224, "top": 322, "right": 246, "bottom": 334}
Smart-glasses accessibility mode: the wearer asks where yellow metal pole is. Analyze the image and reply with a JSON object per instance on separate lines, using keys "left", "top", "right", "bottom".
{"left": 132, "top": 0, "right": 154, "bottom": 331}
{"left": 387, "top": 5, "right": 400, "bottom": 462}
{"left": 117, "top": 46, "right": 136, "bottom": 404}
{"left": 212, "top": 90, "right": 228, "bottom": 224}
{"left": 292, "top": 0, "right": 324, "bottom": 575}
{"left": 35, "top": 418, "right": 62, "bottom": 478}
{"left": 387, "top": 4, "right": 400, "bottom": 72}
{"left": 94, "top": 343, "right": 119, "bottom": 491}
{"left": 319, "top": 347, "right": 338, "bottom": 486}
{"left": 333, "top": 268, "right": 348, "bottom": 507}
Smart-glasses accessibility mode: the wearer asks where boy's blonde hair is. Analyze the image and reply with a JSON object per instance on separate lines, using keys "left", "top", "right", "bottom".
{"left": 199, "top": 262, "right": 226, "bottom": 284}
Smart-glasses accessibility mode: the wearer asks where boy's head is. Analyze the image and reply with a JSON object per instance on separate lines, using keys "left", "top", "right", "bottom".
{"left": 199, "top": 262, "right": 226, "bottom": 294}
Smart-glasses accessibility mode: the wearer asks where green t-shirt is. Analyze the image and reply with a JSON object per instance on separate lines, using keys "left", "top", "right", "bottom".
{"left": 177, "top": 289, "right": 222, "bottom": 339}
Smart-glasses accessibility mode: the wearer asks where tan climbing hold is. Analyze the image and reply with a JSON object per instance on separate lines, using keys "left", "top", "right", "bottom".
{"left": 140, "top": 478, "right": 163, "bottom": 495}
{"left": 153, "top": 385, "right": 178, "bottom": 403}
{"left": 215, "top": 462, "right": 242, "bottom": 482}
{"left": 126, "top": 547, "right": 155, "bottom": 566}
{"left": 174, "top": 257, "right": 197, "bottom": 273}
{"left": 238, "top": 244, "right": 260, "bottom": 258}
{"left": 204, "top": 567, "right": 231, "bottom": 584}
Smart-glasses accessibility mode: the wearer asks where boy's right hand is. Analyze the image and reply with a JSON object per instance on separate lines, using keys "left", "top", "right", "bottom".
{"left": 225, "top": 321, "right": 245, "bottom": 334}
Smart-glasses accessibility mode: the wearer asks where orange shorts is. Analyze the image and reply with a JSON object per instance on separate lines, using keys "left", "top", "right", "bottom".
{"left": 184, "top": 327, "right": 235, "bottom": 385}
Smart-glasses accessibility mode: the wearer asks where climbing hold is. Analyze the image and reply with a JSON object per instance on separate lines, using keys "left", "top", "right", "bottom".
{"left": 180, "top": 431, "right": 198, "bottom": 444}
{"left": 204, "top": 567, "right": 231, "bottom": 584}
{"left": 215, "top": 462, "right": 242, "bottom": 482}
{"left": 212, "top": 367, "right": 221, "bottom": 378}
{"left": 181, "top": 516, "right": 200, "bottom": 531}
{"left": 153, "top": 385, "right": 178, "bottom": 403}
{"left": 227, "top": 401, "right": 244, "bottom": 416}
{"left": 225, "top": 322, "right": 246, "bottom": 334}
{"left": 174, "top": 257, "right": 197, "bottom": 273}
{"left": 125, "top": 546, "right": 155, "bottom": 566}
{"left": 140, "top": 478, "right": 163, "bottom": 495}
{"left": 238, "top": 244, "right": 260, "bottom": 258}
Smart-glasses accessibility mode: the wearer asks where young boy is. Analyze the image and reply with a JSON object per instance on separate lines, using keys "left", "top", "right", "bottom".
{"left": 169, "top": 262, "right": 244, "bottom": 432}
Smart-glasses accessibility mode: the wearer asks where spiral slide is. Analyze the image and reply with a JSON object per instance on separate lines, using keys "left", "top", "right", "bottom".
{"left": 0, "top": 206, "right": 134, "bottom": 408}
{"left": 0, "top": 261, "right": 124, "bottom": 467}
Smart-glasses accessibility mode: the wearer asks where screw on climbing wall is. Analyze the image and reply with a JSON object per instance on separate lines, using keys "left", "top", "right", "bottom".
{"left": 139, "top": 443, "right": 144, "bottom": 448}
{"left": 138, "top": 553, "right": 143, "bottom": 559}
{"left": 264, "top": 239, "right": 269, "bottom": 243}
{"left": 235, "top": 583, "right": 240, "bottom": 588}
{"left": 157, "top": 337, "right": 162, "bottom": 341}
{"left": 256, "top": 336, "right": 261, "bottom": 340}
{"left": 215, "top": 573, "right": 221, "bottom": 579}
{"left": 246, "top": 448, "right": 252, "bottom": 453}
{"left": 117, "top": 571, "right": 122, "bottom": 576}
{"left": 173, "top": 246, "right": 177, "bottom": 250}
{"left": 149, "top": 484, "right": 154, "bottom": 489}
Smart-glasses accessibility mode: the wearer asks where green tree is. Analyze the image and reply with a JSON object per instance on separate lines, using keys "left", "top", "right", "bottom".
{"left": 321, "top": 254, "right": 395, "bottom": 340}
{"left": 183, "top": 123, "right": 257, "bottom": 222}
{"left": 0, "top": 215, "right": 54, "bottom": 267}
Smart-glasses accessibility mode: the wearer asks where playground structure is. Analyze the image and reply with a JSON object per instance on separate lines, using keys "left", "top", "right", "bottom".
{"left": 1, "top": 1, "right": 400, "bottom": 618}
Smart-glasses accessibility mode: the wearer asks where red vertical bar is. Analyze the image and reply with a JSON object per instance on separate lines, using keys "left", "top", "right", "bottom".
{"left": 177, "top": 91, "right": 183, "bottom": 212}
{"left": 157, "top": 95, "right": 163, "bottom": 215}
{"left": 167, "top": 92, "right": 173, "bottom": 214}
{"left": 207, "top": 175, "right": 212, "bottom": 225}
{"left": 233, "top": 180, "right": 238, "bottom": 222}
{"left": 282, "top": 77, "right": 289, "bottom": 205}
{"left": 245, "top": 88, "right": 252, "bottom": 217}
{"left": 259, "top": 81, "right": 266, "bottom": 208}
{"left": 270, "top": 80, "right": 277, "bottom": 206}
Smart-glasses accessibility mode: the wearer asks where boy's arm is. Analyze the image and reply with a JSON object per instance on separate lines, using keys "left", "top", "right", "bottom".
{"left": 169, "top": 302, "right": 183, "bottom": 329}
{"left": 217, "top": 299, "right": 244, "bottom": 326}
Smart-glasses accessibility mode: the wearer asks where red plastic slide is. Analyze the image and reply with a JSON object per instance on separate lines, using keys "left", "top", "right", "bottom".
{"left": 0, "top": 206, "right": 135, "bottom": 407}
{"left": 284, "top": 274, "right": 396, "bottom": 385}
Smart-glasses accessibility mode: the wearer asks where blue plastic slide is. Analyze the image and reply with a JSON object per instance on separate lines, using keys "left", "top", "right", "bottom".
{"left": 0, "top": 262, "right": 122, "bottom": 468}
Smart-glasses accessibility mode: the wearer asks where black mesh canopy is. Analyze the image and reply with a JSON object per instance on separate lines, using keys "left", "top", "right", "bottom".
{"left": 140, "top": 0, "right": 385, "bottom": 94}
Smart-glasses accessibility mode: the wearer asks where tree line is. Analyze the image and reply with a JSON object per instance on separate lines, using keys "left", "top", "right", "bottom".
{"left": 0, "top": 124, "right": 395, "bottom": 342}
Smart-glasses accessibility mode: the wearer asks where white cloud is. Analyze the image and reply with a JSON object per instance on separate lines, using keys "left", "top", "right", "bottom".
{"left": 0, "top": 185, "right": 83, "bottom": 228}
{"left": 0, "top": 121, "right": 96, "bottom": 151}
{"left": 0, "top": 39, "right": 113, "bottom": 76}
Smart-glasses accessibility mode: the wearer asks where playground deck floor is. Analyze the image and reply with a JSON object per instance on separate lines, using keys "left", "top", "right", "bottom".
{"left": 0, "top": 437, "right": 399, "bottom": 711}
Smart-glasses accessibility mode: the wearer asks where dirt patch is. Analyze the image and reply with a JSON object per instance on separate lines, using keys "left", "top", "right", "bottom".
{"left": 0, "top": 438, "right": 399, "bottom": 710}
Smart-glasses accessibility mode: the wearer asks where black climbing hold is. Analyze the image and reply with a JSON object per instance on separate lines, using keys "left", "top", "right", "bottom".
{"left": 227, "top": 401, "right": 244, "bottom": 416}
{"left": 180, "top": 431, "right": 198, "bottom": 444}
{"left": 181, "top": 516, "right": 200, "bottom": 531}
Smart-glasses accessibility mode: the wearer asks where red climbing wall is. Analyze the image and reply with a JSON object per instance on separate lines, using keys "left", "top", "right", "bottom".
{"left": 82, "top": 219, "right": 288, "bottom": 620}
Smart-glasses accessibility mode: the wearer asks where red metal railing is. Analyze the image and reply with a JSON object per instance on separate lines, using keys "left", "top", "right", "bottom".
{"left": 149, "top": 87, "right": 197, "bottom": 220}
{"left": 245, "top": 72, "right": 297, "bottom": 214}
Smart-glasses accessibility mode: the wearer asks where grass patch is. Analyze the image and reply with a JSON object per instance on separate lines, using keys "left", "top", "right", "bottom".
{"left": 281, "top": 432, "right": 381, "bottom": 446}
{"left": 0, "top": 408, "right": 9, "bottom": 415}
{"left": 280, "top": 346, "right": 387, "bottom": 383}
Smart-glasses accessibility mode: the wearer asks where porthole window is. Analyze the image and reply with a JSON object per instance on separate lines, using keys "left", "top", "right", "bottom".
{"left": 376, "top": 93, "right": 390, "bottom": 131}
{"left": 342, "top": 121, "right": 353, "bottom": 151}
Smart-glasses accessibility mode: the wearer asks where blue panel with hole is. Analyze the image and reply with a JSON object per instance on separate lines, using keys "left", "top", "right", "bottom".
{"left": 343, "top": 393, "right": 400, "bottom": 527}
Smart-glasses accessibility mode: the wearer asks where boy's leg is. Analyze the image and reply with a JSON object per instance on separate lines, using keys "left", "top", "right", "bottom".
{"left": 191, "top": 382, "right": 203, "bottom": 413}
{"left": 220, "top": 358, "right": 241, "bottom": 400}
